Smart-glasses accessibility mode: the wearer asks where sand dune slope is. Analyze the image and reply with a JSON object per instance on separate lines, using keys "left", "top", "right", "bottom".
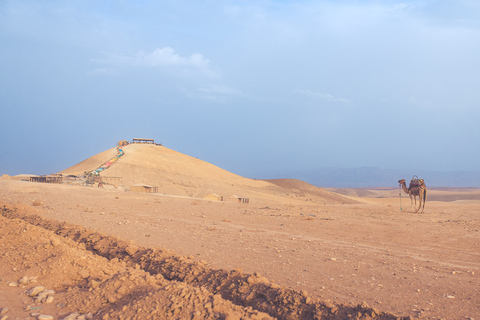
{"left": 265, "top": 179, "right": 359, "bottom": 204}
{"left": 59, "top": 147, "right": 118, "bottom": 176}
{"left": 59, "top": 143, "right": 356, "bottom": 205}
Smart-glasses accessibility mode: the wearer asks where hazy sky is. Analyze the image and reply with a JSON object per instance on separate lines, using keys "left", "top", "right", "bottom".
{"left": 1, "top": 0, "right": 480, "bottom": 178}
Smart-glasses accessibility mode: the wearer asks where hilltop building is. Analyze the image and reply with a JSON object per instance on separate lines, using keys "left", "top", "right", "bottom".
{"left": 133, "top": 138, "right": 155, "bottom": 144}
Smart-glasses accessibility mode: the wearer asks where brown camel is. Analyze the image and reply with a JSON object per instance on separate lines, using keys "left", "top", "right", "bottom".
{"left": 398, "top": 179, "right": 427, "bottom": 213}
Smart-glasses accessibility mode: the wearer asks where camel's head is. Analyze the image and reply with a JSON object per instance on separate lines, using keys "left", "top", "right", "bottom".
{"left": 398, "top": 179, "right": 405, "bottom": 186}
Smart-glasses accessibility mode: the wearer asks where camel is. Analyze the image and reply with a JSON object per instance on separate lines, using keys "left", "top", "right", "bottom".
{"left": 398, "top": 178, "right": 427, "bottom": 213}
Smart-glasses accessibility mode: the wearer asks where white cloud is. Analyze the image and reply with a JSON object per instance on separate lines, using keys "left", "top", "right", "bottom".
{"left": 138, "top": 48, "right": 205, "bottom": 67}
{"left": 294, "top": 89, "right": 351, "bottom": 104}
{"left": 94, "top": 47, "right": 219, "bottom": 77}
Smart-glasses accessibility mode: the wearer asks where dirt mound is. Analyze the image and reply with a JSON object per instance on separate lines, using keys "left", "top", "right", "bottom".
{"left": 1, "top": 203, "right": 402, "bottom": 320}
{"left": 264, "top": 179, "right": 359, "bottom": 204}
{"left": 58, "top": 144, "right": 352, "bottom": 205}
{"left": 59, "top": 147, "right": 119, "bottom": 176}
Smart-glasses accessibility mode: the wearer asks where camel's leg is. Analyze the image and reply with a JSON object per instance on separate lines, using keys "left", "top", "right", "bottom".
{"left": 414, "top": 193, "right": 424, "bottom": 213}
{"left": 417, "top": 194, "right": 423, "bottom": 213}
{"left": 417, "top": 189, "right": 425, "bottom": 213}
{"left": 413, "top": 194, "right": 419, "bottom": 213}
{"left": 409, "top": 194, "right": 414, "bottom": 212}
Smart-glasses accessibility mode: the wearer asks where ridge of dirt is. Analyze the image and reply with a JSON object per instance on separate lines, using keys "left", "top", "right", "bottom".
{"left": 57, "top": 144, "right": 354, "bottom": 205}
{"left": 263, "top": 179, "right": 359, "bottom": 205}
{"left": 1, "top": 203, "right": 405, "bottom": 320}
{"left": 0, "top": 205, "right": 273, "bottom": 320}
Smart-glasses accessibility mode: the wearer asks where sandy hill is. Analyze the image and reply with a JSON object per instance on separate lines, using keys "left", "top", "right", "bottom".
{"left": 59, "top": 147, "right": 119, "bottom": 176}
{"left": 60, "top": 143, "right": 357, "bottom": 204}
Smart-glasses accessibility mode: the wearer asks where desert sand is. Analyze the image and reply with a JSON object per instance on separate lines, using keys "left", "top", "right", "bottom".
{"left": 1, "top": 143, "right": 479, "bottom": 320}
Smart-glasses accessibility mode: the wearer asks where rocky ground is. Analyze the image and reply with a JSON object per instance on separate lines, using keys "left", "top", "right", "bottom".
{"left": 1, "top": 203, "right": 396, "bottom": 320}
{"left": 1, "top": 180, "right": 479, "bottom": 319}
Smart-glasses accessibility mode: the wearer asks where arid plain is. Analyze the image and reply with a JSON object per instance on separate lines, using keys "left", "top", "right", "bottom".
{"left": 1, "top": 143, "right": 479, "bottom": 320}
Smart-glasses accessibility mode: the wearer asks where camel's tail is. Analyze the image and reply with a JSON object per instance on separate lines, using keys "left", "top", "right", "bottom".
{"left": 422, "top": 188, "right": 427, "bottom": 213}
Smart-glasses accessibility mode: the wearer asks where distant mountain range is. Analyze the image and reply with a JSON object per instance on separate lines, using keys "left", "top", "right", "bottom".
{"left": 260, "top": 167, "right": 480, "bottom": 188}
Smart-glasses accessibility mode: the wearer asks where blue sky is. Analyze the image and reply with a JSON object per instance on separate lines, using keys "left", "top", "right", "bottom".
{"left": 1, "top": 0, "right": 480, "bottom": 179}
